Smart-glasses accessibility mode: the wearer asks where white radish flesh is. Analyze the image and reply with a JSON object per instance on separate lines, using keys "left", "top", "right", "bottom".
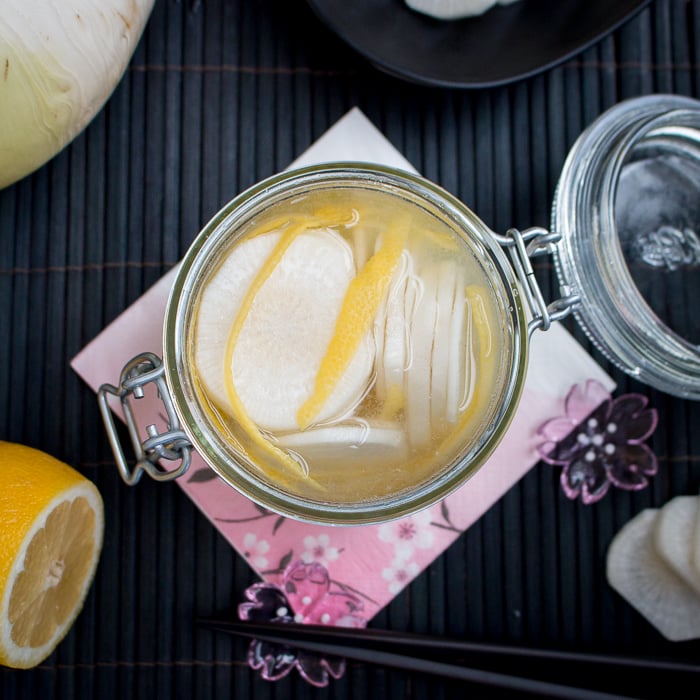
{"left": 406, "top": 0, "right": 498, "bottom": 20}
{"left": 653, "top": 495, "right": 700, "bottom": 596}
{"left": 430, "top": 259, "right": 458, "bottom": 429}
{"left": 277, "top": 421, "right": 408, "bottom": 469}
{"left": 405, "top": 0, "right": 521, "bottom": 20}
{"left": 0, "top": 0, "right": 155, "bottom": 190}
{"left": 195, "top": 227, "right": 374, "bottom": 432}
{"left": 405, "top": 264, "right": 438, "bottom": 448}
{"left": 445, "top": 266, "right": 470, "bottom": 423}
{"left": 374, "top": 250, "right": 415, "bottom": 400}
{"left": 606, "top": 508, "right": 700, "bottom": 642}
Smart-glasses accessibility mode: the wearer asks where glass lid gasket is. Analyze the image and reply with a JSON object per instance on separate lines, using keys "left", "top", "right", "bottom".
{"left": 552, "top": 96, "right": 700, "bottom": 399}
{"left": 163, "top": 163, "right": 531, "bottom": 524}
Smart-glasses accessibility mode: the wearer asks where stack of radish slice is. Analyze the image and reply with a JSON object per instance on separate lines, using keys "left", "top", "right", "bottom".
{"left": 374, "top": 254, "right": 474, "bottom": 450}
{"left": 606, "top": 494, "right": 700, "bottom": 641}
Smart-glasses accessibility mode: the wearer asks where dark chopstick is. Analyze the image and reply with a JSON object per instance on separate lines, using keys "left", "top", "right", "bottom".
{"left": 199, "top": 619, "right": 697, "bottom": 698}
{"left": 199, "top": 618, "right": 698, "bottom": 673}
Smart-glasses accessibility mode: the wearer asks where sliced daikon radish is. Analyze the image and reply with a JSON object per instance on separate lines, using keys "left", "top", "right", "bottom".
{"left": 277, "top": 420, "right": 408, "bottom": 468}
{"left": 459, "top": 285, "right": 491, "bottom": 420}
{"left": 606, "top": 508, "right": 700, "bottom": 642}
{"left": 653, "top": 495, "right": 700, "bottom": 596}
{"left": 445, "top": 266, "right": 470, "bottom": 424}
{"left": 374, "top": 250, "right": 415, "bottom": 400}
{"left": 195, "top": 231, "right": 281, "bottom": 413}
{"left": 405, "top": 264, "right": 438, "bottom": 449}
{"left": 430, "top": 259, "right": 458, "bottom": 430}
{"left": 196, "top": 227, "right": 373, "bottom": 432}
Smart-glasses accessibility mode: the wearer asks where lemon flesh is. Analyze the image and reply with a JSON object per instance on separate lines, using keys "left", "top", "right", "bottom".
{"left": 0, "top": 441, "right": 104, "bottom": 669}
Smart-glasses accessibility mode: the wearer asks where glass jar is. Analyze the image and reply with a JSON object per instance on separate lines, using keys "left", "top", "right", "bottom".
{"left": 99, "top": 163, "right": 574, "bottom": 524}
{"left": 552, "top": 94, "right": 700, "bottom": 399}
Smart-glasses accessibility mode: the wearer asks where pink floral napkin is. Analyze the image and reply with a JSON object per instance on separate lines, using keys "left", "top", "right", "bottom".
{"left": 71, "top": 108, "right": 615, "bottom": 625}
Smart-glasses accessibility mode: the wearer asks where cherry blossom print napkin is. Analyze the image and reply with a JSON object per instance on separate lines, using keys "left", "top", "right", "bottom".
{"left": 71, "top": 107, "right": 615, "bottom": 624}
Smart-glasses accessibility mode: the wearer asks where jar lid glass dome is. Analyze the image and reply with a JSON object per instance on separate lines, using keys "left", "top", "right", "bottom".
{"left": 552, "top": 94, "right": 700, "bottom": 400}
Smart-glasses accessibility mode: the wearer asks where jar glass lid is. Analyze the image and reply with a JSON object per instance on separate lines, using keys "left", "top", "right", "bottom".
{"left": 552, "top": 94, "right": 700, "bottom": 399}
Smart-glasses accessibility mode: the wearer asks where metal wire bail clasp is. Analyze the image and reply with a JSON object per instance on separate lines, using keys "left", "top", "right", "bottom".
{"left": 495, "top": 226, "right": 580, "bottom": 336}
{"left": 98, "top": 352, "right": 193, "bottom": 485}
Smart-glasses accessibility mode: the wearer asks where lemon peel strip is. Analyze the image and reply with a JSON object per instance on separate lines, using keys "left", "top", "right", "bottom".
{"left": 223, "top": 209, "right": 356, "bottom": 483}
{"left": 248, "top": 207, "right": 358, "bottom": 239}
{"left": 297, "top": 221, "right": 407, "bottom": 430}
{"left": 379, "top": 383, "right": 405, "bottom": 421}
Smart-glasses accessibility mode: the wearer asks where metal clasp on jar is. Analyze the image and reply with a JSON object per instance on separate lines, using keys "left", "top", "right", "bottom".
{"left": 495, "top": 226, "right": 580, "bottom": 335}
{"left": 98, "top": 352, "right": 193, "bottom": 485}
{"left": 98, "top": 226, "right": 576, "bottom": 488}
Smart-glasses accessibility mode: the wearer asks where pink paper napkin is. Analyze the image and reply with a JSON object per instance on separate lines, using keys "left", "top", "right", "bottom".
{"left": 71, "top": 108, "right": 614, "bottom": 624}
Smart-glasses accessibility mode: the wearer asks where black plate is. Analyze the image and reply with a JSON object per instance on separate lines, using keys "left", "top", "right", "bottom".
{"left": 306, "top": 0, "right": 653, "bottom": 88}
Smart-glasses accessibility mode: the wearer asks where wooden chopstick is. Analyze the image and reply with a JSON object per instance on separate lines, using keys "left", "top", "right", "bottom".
{"left": 199, "top": 619, "right": 696, "bottom": 698}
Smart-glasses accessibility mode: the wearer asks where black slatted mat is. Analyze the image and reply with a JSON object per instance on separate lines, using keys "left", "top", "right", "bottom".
{"left": 1, "top": 1, "right": 700, "bottom": 698}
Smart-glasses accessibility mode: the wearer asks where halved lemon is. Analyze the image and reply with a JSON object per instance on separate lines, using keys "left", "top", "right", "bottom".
{"left": 0, "top": 441, "right": 104, "bottom": 669}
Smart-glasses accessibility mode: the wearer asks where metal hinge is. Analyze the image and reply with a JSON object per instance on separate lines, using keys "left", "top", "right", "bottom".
{"left": 494, "top": 226, "right": 580, "bottom": 335}
{"left": 98, "top": 352, "right": 193, "bottom": 485}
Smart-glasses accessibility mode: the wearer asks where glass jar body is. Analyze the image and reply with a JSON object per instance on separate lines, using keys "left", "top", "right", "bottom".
{"left": 163, "top": 163, "right": 530, "bottom": 524}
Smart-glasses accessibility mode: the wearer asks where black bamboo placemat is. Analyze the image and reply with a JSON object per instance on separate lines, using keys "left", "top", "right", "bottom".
{"left": 2, "top": 1, "right": 700, "bottom": 698}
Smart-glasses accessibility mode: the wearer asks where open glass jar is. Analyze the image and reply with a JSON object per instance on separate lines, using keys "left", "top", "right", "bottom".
{"left": 552, "top": 94, "right": 700, "bottom": 398}
{"left": 99, "top": 163, "right": 575, "bottom": 524}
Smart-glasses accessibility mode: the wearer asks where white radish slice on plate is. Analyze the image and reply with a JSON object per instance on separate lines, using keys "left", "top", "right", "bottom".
{"left": 405, "top": 0, "right": 498, "bottom": 20}
{"left": 195, "top": 227, "right": 374, "bottom": 432}
{"left": 606, "top": 508, "right": 700, "bottom": 642}
{"left": 405, "top": 264, "right": 439, "bottom": 449}
{"left": 653, "top": 495, "right": 700, "bottom": 596}
{"left": 277, "top": 420, "right": 408, "bottom": 468}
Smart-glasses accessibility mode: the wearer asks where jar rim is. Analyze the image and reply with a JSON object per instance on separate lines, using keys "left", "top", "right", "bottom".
{"left": 162, "top": 162, "right": 530, "bottom": 524}
{"left": 552, "top": 95, "right": 700, "bottom": 399}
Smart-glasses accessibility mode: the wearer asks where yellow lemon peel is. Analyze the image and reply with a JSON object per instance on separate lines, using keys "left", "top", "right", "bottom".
{"left": 248, "top": 207, "right": 357, "bottom": 239}
{"left": 379, "top": 382, "right": 405, "bottom": 420}
{"left": 297, "top": 221, "right": 407, "bottom": 430}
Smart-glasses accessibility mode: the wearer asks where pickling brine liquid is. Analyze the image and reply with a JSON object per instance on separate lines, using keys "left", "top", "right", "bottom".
{"left": 188, "top": 185, "right": 509, "bottom": 504}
